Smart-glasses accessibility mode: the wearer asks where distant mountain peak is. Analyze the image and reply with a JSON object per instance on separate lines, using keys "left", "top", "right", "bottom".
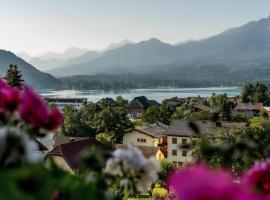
{"left": 102, "top": 40, "right": 133, "bottom": 52}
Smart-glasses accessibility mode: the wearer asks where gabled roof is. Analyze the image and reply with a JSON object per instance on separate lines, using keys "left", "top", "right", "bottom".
{"left": 193, "top": 103, "right": 211, "bottom": 112}
{"left": 98, "top": 98, "right": 117, "bottom": 107}
{"left": 135, "top": 123, "right": 168, "bottom": 138}
{"left": 116, "top": 144, "right": 162, "bottom": 158}
{"left": 165, "top": 120, "right": 219, "bottom": 137}
{"left": 134, "top": 96, "right": 149, "bottom": 109}
{"left": 54, "top": 136, "right": 89, "bottom": 148}
{"left": 147, "top": 100, "right": 160, "bottom": 107}
{"left": 235, "top": 103, "right": 263, "bottom": 111}
{"left": 128, "top": 96, "right": 160, "bottom": 111}
{"left": 49, "top": 138, "right": 109, "bottom": 171}
{"left": 165, "top": 120, "right": 247, "bottom": 137}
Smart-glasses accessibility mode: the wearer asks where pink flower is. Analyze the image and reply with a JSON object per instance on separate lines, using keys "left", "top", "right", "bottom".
{"left": 169, "top": 164, "right": 260, "bottom": 200}
{"left": 0, "top": 78, "right": 8, "bottom": 89}
{"left": 19, "top": 87, "right": 63, "bottom": 130}
{"left": 47, "top": 108, "right": 63, "bottom": 131}
{"left": 242, "top": 159, "right": 270, "bottom": 198}
{"left": 0, "top": 79, "right": 19, "bottom": 113}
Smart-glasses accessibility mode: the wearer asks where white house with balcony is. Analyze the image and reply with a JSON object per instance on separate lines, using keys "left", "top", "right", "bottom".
{"left": 164, "top": 120, "right": 246, "bottom": 167}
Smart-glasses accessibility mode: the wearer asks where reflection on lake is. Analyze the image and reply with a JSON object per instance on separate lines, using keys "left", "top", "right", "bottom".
{"left": 39, "top": 87, "right": 241, "bottom": 103}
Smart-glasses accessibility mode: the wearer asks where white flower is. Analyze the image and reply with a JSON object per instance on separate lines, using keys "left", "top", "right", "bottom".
{"left": 137, "top": 157, "right": 160, "bottom": 192}
{"left": 0, "top": 127, "right": 42, "bottom": 166}
{"left": 105, "top": 145, "right": 160, "bottom": 193}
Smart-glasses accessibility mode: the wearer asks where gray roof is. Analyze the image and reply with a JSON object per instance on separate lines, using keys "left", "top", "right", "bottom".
{"left": 193, "top": 103, "right": 211, "bottom": 112}
{"left": 165, "top": 120, "right": 247, "bottom": 137}
{"left": 136, "top": 123, "right": 168, "bottom": 138}
{"left": 165, "top": 120, "right": 219, "bottom": 137}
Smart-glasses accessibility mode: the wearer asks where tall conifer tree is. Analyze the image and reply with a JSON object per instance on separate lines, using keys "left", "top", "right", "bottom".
{"left": 5, "top": 64, "right": 24, "bottom": 88}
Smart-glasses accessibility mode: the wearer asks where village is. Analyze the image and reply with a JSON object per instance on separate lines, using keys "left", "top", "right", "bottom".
{"left": 41, "top": 82, "right": 269, "bottom": 173}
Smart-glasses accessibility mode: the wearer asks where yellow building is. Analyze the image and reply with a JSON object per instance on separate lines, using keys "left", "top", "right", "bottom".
{"left": 116, "top": 144, "right": 165, "bottom": 160}
{"left": 123, "top": 123, "right": 168, "bottom": 147}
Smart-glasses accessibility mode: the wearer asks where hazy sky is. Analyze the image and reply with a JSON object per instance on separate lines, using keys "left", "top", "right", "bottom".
{"left": 0, "top": 0, "right": 269, "bottom": 56}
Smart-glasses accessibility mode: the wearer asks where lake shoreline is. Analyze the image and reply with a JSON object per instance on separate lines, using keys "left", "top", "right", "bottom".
{"left": 39, "top": 87, "right": 241, "bottom": 103}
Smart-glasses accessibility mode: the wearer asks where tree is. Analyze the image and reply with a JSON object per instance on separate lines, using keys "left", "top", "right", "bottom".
{"left": 232, "top": 113, "right": 249, "bottom": 122}
{"left": 187, "top": 111, "right": 213, "bottom": 121}
{"left": 96, "top": 132, "right": 115, "bottom": 145}
{"left": 61, "top": 105, "right": 81, "bottom": 136}
{"left": 259, "top": 109, "right": 268, "bottom": 119}
{"left": 159, "top": 104, "right": 174, "bottom": 125}
{"left": 79, "top": 103, "right": 100, "bottom": 137}
{"left": 158, "top": 160, "right": 175, "bottom": 187}
{"left": 209, "top": 94, "right": 232, "bottom": 120}
{"left": 116, "top": 96, "right": 128, "bottom": 107}
{"left": 254, "top": 82, "right": 269, "bottom": 103}
{"left": 241, "top": 83, "right": 255, "bottom": 103}
{"left": 97, "top": 106, "right": 134, "bottom": 143}
{"left": 141, "top": 106, "right": 160, "bottom": 124}
{"left": 172, "top": 106, "right": 186, "bottom": 120}
{"left": 5, "top": 64, "right": 24, "bottom": 88}
{"left": 240, "top": 82, "right": 269, "bottom": 103}
{"left": 193, "top": 118, "right": 270, "bottom": 174}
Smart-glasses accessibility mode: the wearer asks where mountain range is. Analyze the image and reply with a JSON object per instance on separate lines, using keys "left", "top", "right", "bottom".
{"left": 0, "top": 50, "right": 60, "bottom": 89}
{"left": 4, "top": 15, "right": 270, "bottom": 89}
{"left": 17, "top": 40, "right": 133, "bottom": 71}
{"left": 46, "top": 15, "right": 270, "bottom": 84}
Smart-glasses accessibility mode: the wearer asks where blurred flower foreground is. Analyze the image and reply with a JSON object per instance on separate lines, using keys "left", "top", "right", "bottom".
{"left": 0, "top": 77, "right": 160, "bottom": 199}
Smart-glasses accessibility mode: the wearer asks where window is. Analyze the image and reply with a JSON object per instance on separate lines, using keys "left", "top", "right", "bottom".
{"left": 192, "top": 140, "right": 197, "bottom": 145}
{"left": 137, "top": 138, "right": 140, "bottom": 142}
{"left": 182, "top": 150, "right": 187, "bottom": 157}
{"left": 178, "top": 162, "right": 183, "bottom": 167}
{"left": 172, "top": 138, "right": 177, "bottom": 144}
{"left": 140, "top": 138, "right": 146, "bottom": 143}
{"left": 172, "top": 149, "right": 177, "bottom": 156}
{"left": 182, "top": 138, "right": 187, "bottom": 145}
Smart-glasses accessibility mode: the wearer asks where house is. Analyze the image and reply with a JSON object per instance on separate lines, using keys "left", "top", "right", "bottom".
{"left": 46, "top": 138, "right": 109, "bottom": 174}
{"left": 163, "top": 97, "right": 184, "bottom": 106}
{"left": 123, "top": 123, "right": 168, "bottom": 147}
{"left": 116, "top": 144, "right": 165, "bottom": 160}
{"left": 234, "top": 103, "right": 263, "bottom": 117}
{"left": 127, "top": 96, "right": 160, "bottom": 118}
{"left": 53, "top": 136, "right": 89, "bottom": 148}
{"left": 192, "top": 103, "right": 211, "bottom": 112}
{"left": 98, "top": 98, "right": 117, "bottom": 107}
{"left": 164, "top": 120, "right": 246, "bottom": 167}
{"left": 264, "top": 107, "right": 270, "bottom": 120}
{"left": 45, "top": 97, "right": 87, "bottom": 112}
{"left": 37, "top": 132, "right": 55, "bottom": 151}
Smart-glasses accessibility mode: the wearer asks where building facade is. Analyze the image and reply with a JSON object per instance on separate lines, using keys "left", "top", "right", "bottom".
{"left": 123, "top": 123, "right": 168, "bottom": 147}
{"left": 165, "top": 120, "right": 246, "bottom": 167}
{"left": 127, "top": 96, "right": 160, "bottom": 119}
{"left": 167, "top": 135, "right": 193, "bottom": 166}
{"left": 45, "top": 97, "right": 87, "bottom": 112}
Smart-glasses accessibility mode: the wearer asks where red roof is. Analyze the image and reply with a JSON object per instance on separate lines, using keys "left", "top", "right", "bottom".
{"left": 235, "top": 103, "right": 263, "bottom": 111}
{"left": 49, "top": 138, "right": 109, "bottom": 171}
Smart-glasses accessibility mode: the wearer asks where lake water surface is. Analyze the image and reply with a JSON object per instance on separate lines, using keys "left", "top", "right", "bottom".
{"left": 39, "top": 87, "right": 241, "bottom": 103}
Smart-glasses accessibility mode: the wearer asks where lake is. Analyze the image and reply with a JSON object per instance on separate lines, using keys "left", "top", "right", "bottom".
{"left": 39, "top": 87, "right": 241, "bottom": 103}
